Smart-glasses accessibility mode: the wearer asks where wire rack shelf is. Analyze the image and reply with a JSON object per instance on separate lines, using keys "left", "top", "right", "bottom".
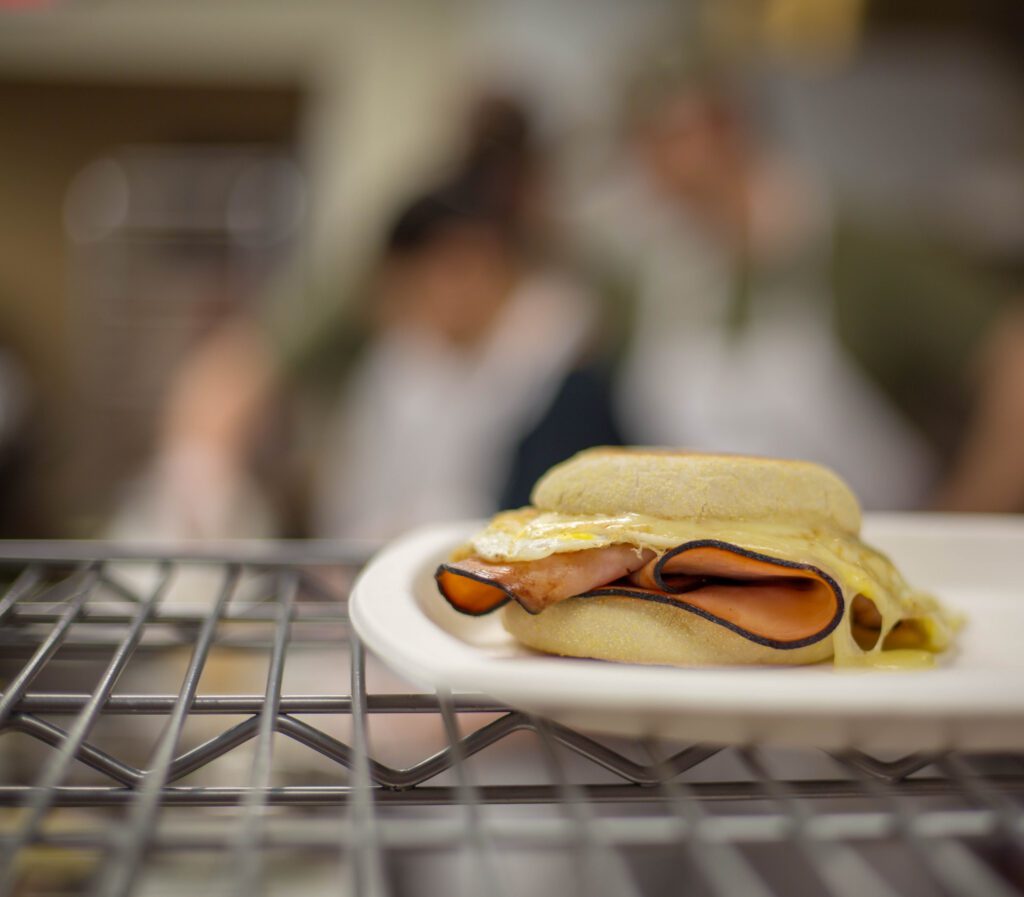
{"left": 0, "top": 544, "right": 1022, "bottom": 896}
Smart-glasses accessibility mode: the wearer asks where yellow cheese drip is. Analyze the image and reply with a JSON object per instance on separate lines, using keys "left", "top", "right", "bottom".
{"left": 844, "top": 650, "right": 936, "bottom": 670}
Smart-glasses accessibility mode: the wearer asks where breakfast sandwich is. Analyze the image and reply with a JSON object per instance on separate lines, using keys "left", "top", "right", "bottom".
{"left": 435, "top": 448, "right": 958, "bottom": 667}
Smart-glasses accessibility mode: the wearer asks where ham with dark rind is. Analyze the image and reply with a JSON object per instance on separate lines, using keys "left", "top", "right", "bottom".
{"left": 436, "top": 540, "right": 844, "bottom": 649}
{"left": 435, "top": 545, "right": 654, "bottom": 616}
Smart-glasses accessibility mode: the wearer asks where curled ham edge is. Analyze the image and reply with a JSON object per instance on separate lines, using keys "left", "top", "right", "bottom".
{"left": 435, "top": 540, "right": 847, "bottom": 650}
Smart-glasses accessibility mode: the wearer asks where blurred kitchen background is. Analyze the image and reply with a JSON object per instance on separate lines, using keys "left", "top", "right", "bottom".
{"left": 1, "top": 0, "right": 1023, "bottom": 541}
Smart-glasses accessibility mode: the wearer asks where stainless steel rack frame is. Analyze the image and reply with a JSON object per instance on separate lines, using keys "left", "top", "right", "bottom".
{"left": 0, "top": 543, "right": 1022, "bottom": 897}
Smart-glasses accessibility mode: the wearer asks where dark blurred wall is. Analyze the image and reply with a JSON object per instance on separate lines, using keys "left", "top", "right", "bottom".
{"left": 0, "top": 79, "right": 304, "bottom": 534}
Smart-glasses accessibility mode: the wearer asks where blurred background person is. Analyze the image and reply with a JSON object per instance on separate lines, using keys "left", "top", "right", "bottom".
{"left": 312, "top": 181, "right": 608, "bottom": 539}
{"left": 575, "top": 52, "right": 926, "bottom": 509}
{"left": 571, "top": 43, "right": 1022, "bottom": 510}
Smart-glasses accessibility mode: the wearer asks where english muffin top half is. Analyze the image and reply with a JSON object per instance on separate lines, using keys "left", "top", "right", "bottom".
{"left": 531, "top": 447, "right": 862, "bottom": 536}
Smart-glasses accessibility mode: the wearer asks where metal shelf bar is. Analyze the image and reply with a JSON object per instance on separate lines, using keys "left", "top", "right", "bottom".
{"left": 0, "top": 565, "right": 42, "bottom": 623}
{"left": 231, "top": 569, "right": 297, "bottom": 897}
{"left": 0, "top": 807, "right": 1007, "bottom": 853}
{"left": 839, "top": 750, "right": 1021, "bottom": 897}
{"left": 642, "top": 737, "right": 777, "bottom": 897}
{"left": 346, "top": 630, "right": 390, "bottom": 897}
{"left": 437, "top": 690, "right": 511, "bottom": 897}
{"left": 530, "top": 713, "right": 644, "bottom": 897}
{"left": 0, "top": 780, "right": 1017, "bottom": 810}
{"left": 90, "top": 565, "right": 240, "bottom": 897}
{"left": 0, "top": 567, "right": 98, "bottom": 730}
{"left": 938, "top": 753, "right": 1024, "bottom": 843}
{"left": 0, "top": 565, "right": 170, "bottom": 896}
{"left": 737, "top": 746, "right": 903, "bottom": 897}
{"left": 9, "top": 693, "right": 508, "bottom": 714}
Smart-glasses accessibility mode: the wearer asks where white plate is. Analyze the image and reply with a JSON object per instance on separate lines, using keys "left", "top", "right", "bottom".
{"left": 350, "top": 513, "right": 1024, "bottom": 750}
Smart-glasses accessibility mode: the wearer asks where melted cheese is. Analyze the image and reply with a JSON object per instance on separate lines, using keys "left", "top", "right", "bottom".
{"left": 470, "top": 508, "right": 960, "bottom": 668}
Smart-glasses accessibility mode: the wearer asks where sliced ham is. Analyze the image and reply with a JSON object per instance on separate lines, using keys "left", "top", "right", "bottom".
{"left": 435, "top": 545, "right": 654, "bottom": 615}
{"left": 653, "top": 543, "right": 842, "bottom": 646}
{"left": 437, "top": 540, "right": 844, "bottom": 649}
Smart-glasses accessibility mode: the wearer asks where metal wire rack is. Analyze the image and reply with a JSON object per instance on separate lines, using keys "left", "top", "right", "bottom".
{"left": 1, "top": 542, "right": 1023, "bottom": 897}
